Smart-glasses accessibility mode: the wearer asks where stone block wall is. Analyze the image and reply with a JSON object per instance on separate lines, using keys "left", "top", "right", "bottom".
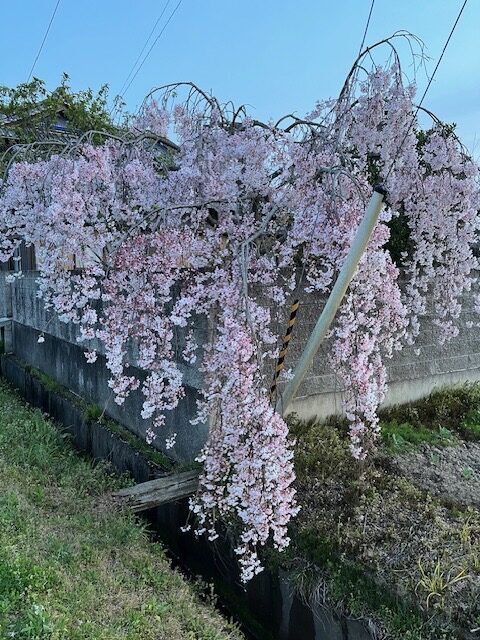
{"left": 269, "top": 285, "right": 480, "bottom": 419}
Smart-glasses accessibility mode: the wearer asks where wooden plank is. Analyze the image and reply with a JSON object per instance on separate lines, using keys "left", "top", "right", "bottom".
{"left": 113, "top": 469, "right": 200, "bottom": 512}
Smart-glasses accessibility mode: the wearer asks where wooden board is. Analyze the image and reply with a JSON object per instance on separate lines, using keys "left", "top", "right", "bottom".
{"left": 113, "top": 469, "right": 200, "bottom": 512}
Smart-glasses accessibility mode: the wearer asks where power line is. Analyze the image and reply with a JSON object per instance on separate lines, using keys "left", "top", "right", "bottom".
{"left": 357, "top": 0, "right": 375, "bottom": 58}
{"left": 116, "top": 0, "right": 172, "bottom": 100}
{"left": 120, "top": 0, "right": 183, "bottom": 101}
{"left": 27, "top": 0, "right": 62, "bottom": 82}
{"left": 385, "top": 0, "right": 469, "bottom": 180}
{"left": 338, "top": 0, "right": 375, "bottom": 132}
{"left": 276, "top": 0, "right": 468, "bottom": 396}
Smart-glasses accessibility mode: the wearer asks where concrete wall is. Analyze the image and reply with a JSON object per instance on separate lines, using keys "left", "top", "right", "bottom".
{"left": 8, "top": 273, "right": 208, "bottom": 462}
{"left": 4, "top": 272, "right": 480, "bottom": 461}
{"left": 270, "top": 287, "right": 480, "bottom": 419}
{"left": 0, "top": 278, "right": 12, "bottom": 352}
{"left": 0, "top": 277, "right": 11, "bottom": 319}
{"left": 272, "top": 288, "right": 480, "bottom": 418}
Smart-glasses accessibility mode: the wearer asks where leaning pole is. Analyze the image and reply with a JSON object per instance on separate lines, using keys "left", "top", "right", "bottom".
{"left": 276, "top": 185, "right": 386, "bottom": 416}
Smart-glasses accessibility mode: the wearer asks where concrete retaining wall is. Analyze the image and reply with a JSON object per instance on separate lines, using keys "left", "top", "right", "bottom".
{"left": 4, "top": 272, "right": 480, "bottom": 461}
{"left": 0, "top": 277, "right": 10, "bottom": 319}
{"left": 8, "top": 273, "right": 208, "bottom": 462}
{"left": 0, "top": 355, "right": 161, "bottom": 483}
{"left": 0, "top": 278, "right": 12, "bottom": 353}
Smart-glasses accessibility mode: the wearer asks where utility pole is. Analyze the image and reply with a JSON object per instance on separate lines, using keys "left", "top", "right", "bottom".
{"left": 276, "top": 185, "right": 386, "bottom": 416}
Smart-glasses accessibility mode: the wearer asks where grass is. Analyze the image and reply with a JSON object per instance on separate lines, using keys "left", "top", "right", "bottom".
{"left": 379, "top": 384, "right": 480, "bottom": 442}
{"left": 288, "top": 414, "right": 359, "bottom": 482}
{"left": 285, "top": 387, "right": 480, "bottom": 639}
{"left": 415, "top": 560, "right": 469, "bottom": 609}
{"left": 294, "top": 530, "right": 436, "bottom": 640}
{"left": 375, "top": 384, "right": 480, "bottom": 451}
{"left": 0, "top": 378, "right": 242, "bottom": 640}
{"left": 20, "top": 359, "right": 176, "bottom": 472}
{"left": 460, "top": 408, "right": 480, "bottom": 440}
{"left": 380, "top": 421, "right": 456, "bottom": 452}
{"left": 294, "top": 383, "right": 480, "bottom": 454}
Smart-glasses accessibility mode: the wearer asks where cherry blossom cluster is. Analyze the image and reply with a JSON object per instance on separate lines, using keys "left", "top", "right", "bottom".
{"left": 1, "top": 45, "right": 479, "bottom": 580}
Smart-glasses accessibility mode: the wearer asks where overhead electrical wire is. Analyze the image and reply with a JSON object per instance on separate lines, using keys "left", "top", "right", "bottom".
{"left": 115, "top": 0, "right": 172, "bottom": 101}
{"left": 357, "top": 0, "right": 375, "bottom": 58}
{"left": 120, "top": 0, "right": 184, "bottom": 101}
{"left": 385, "top": 0, "right": 469, "bottom": 179}
{"left": 27, "top": 0, "right": 62, "bottom": 82}
{"left": 271, "top": 0, "right": 469, "bottom": 403}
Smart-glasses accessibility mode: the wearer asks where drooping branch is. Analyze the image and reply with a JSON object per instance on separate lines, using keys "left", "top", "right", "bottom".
{"left": 1, "top": 38, "right": 478, "bottom": 584}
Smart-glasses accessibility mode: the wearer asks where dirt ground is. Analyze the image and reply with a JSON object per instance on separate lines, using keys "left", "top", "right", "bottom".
{"left": 290, "top": 414, "right": 480, "bottom": 640}
{"left": 395, "top": 442, "right": 480, "bottom": 509}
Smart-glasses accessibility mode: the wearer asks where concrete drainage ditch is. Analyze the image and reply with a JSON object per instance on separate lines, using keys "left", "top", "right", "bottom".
{"left": 0, "top": 354, "right": 373, "bottom": 640}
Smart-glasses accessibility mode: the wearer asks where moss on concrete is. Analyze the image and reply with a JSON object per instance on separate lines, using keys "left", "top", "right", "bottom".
{"left": 20, "top": 358, "right": 176, "bottom": 472}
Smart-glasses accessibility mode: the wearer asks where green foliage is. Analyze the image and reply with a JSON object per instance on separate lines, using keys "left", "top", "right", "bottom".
{"left": 462, "top": 466, "right": 474, "bottom": 480}
{"left": 460, "top": 408, "right": 480, "bottom": 440}
{"left": 288, "top": 414, "right": 359, "bottom": 482}
{"left": 0, "top": 74, "right": 120, "bottom": 145}
{"left": 0, "top": 379, "right": 242, "bottom": 640}
{"left": 379, "top": 384, "right": 480, "bottom": 440}
{"left": 83, "top": 403, "right": 104, "bottom": 423}
{"left": 295, "top": 530, "right": 440, "bottom": 640}
{"left": 385, "top": 208, "right": 414, "bottom": 267}
{"left": 20, "top": 360, "right": 176, "bottom": 472}
{"left": 415, "top": 559, "right": 468, "bottom": 609}
{"left": 380, "top": 420, "right": 455, "bottom": 452}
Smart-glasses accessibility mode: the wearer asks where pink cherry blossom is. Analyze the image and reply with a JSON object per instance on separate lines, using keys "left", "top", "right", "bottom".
{"left": 1, "top": 45, "right": 478, "bottom": 580}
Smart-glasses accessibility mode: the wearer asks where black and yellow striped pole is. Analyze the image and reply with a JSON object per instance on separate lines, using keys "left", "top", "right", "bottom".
{"left": 270, "top": 299, "right": 300, "bottom": 401}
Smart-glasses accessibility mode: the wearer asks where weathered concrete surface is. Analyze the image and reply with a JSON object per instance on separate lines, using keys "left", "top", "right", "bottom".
{"left": 9, "top": 273, "right": 208, "bottom": 462}
{"left": 0, "top": 277, "right": 13, "bottom": 353}
{"left": 269, "top": 285, "right": 480, "bottom": 420}
{"left": 6, "top": 272, "right": 480, "bottom": 461}
{"left": 12, "top": 321, "right": 206, "bottom": 463}
{"left": 0, "top": 355, "right": 158, "bottom": 483}
{"left": 0, "top": 277, "right": 11, "bottom": 319}
{"left": 10, "top": 273, "right": 205, "bottom": 390}
{"left": 289, "top": 367, "right": 480, "bottom": 421}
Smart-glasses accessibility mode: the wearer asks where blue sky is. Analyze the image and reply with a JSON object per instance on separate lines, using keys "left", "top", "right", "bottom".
{"left": 1, "top": 1, "right": 479, "bottom": 154}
